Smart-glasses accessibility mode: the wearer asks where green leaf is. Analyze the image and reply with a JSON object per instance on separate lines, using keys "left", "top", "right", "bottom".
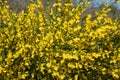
{"left": 41, "top": 77, "right": 47, "bottom": 80}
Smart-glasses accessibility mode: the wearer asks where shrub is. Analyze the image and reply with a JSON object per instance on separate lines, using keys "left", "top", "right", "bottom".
{"left": 0, "top": 0, "right": 120, "bottom": 80}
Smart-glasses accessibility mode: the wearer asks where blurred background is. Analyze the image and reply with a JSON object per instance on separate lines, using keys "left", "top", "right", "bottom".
{"left": 7, "top": 0, "right": 120, "bottom": 19}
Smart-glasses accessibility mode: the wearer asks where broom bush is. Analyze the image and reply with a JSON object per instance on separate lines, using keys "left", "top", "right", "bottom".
{"left": 0, "top": 0, "right": 120, "bottom": 79}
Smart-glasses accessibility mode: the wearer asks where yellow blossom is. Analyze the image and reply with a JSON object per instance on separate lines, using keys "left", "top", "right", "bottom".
{"left": 59, "top": 75, "right": 65, "bottom": 80}
{"left": 0, "top": 66, "right": 3, "bottom": 74}
{"left": 46, "top": 63, "right": 51, "bottom": 68}
{"left": 74, "top": 74, "right": 78, "bottom": 80}
{"left": 31, "top": 73, "right": 34, "bottom": 78}
{"left": 112, "top": 72, "right": 119, "bottom": 79}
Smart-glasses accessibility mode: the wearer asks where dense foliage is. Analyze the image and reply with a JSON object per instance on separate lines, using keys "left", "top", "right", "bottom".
{"left": 0, "top": 0, "right": 120, "bottom": 79}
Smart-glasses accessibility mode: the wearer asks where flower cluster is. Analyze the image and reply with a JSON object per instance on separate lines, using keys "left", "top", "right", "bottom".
{"left": 0, "top": 0, "right": 120, "bottom": 79}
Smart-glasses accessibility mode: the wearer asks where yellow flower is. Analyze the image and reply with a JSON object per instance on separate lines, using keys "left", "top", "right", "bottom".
{"left": 69, "top": 19, "right": 75, "bottom": 25}
{"left": 50, "top": 8, "right": 54, "bottom": 15}
{"left": 31, "top": 73, "right": 34, "bottom": 78}
{"left": 86, "top": 14, "right": 92, "bottom": 20}
{"left": 110, "top": 59, "right": 117, "bottom": 64}
{"left": 102, "top": 68, "right": 106, "bottom": 75}
{"left": 68, "top": 78, "right": 72, "bottom": 80}
{"left": 64, "top": 3, "right": 73, "bottom": 7}
{"left": 73, "top": 26, "right": 81, "bottom": 32}
{"left": 57, "top": 17, "right": 62, "bottom": 25}
{"left": 73, "top": 38, "right": 80, "bottom": 43}
{"left": 64, "top": 8, "right": 69, "bottom": 13}
{"left": 68, "top": 63, "right": 75, "bottom": 69}
{"left": 0, "top": 66, "right": 3, "bottom": 74}
{"left": 7, "top": 50, "right": 13, "bottom": 59}
{"left": 52, "top": 71, "right": 59, "bottom": 77}
{"left": 54, "top": 66, "right": 59, "bottom": 71}
{"left": 63, "top": 54, "right": 72, "bottom": 60}
{"left": 78, "top": 64, "right": 83, "bottom": 69}
{"left": 46, "top": 63, "right": 51, "bottom": 68}
{"left": 92, "top": 52, "right": 101, "bottom": 59}
{"left": 59, "top": 75, "right": 65, "bottom": 80}
{"left": 57, "top": 7, "right": 62, "bottom": 12}
{"left": 55, "top": 53, "right": 60, "bottom": 57}
{"left": 72, "top": 55, "right": 79, "bottom": 60}
{"left": 53, "top": 2, "right": 62, "bottom": 7}
{"left": 48, "top": 69, "right": 52, "bottom": 73}
{"left": 25, "top": 62, "right": 29, "bottom": 66}
{"left": 112, "top": 72, "right": 119, "bottom": 79}
{"left": 60, "top": 60, "right": 64, "bottom": 64}
{"left": 97, "top": 16, "right": 103, "bottom": 22}
{"left": 40, "top": 64, "right": 45, "bottom": 74}
{"left": 21, "top": 73, "right": 28, "bottom": 79}
{"left": 0, "top": 55, "right": 2, "bottom": 62}
{"left": 74, "top": 74, "right": 78, "bottom": 80}
{"left": 40, "top": 52, "right": 44, "bottom": 57}
{"left": 13, "top": 53, "right": 21, "bottom": 59}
